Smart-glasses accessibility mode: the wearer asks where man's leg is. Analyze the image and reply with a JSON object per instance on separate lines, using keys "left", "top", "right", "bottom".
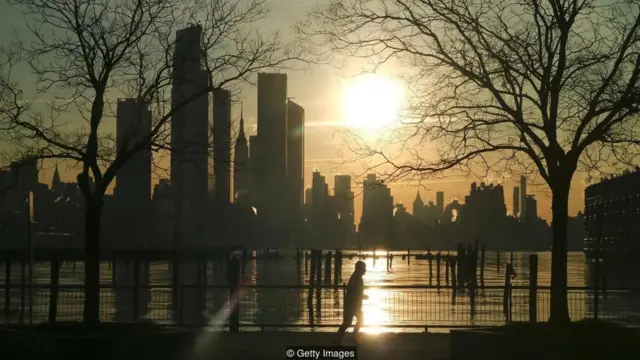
{"left": 335, "top": 310, "right": 354, "bottom": 343}
{"left": 353, "top": 309, "right": 364, "bottom": 334}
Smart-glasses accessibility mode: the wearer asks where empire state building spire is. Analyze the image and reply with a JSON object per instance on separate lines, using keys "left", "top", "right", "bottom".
{"left": 234, "top": 101, "right": 250, "bottom": 202}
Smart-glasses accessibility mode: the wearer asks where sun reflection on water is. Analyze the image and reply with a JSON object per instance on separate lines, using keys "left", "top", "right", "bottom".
{"left": 360, "top": 254, "right": 391, "bottom": 334}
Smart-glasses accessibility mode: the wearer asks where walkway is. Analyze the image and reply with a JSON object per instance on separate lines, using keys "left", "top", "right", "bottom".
{"left": 198, "top": 332, "right": 450, "bottom": 359}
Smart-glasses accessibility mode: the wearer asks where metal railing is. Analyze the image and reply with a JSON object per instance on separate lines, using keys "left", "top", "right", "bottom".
{"left": 2, "top": 284, "right": 640, "bottom": 330}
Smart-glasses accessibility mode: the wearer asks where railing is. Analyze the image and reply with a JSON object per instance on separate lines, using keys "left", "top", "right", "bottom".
{"left": 2, "top": 284, "right": 640, "bottom": 330}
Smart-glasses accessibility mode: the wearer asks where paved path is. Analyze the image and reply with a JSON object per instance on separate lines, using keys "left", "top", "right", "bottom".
{"left": 195, "top": 332, "right": 450, "bottom": 360}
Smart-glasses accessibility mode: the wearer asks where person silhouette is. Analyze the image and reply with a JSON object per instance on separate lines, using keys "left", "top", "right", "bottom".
{"left": 335, "top": 260, "right": 368, "bottom": 344}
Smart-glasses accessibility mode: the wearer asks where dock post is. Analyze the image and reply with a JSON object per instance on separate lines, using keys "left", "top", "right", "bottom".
{"left": 333, "top": 250, "right": 339, "bottom": 285}
{"left": 4, "top": 253, "right": 11, "bottom": 317}
{"left": 20, "top": 260, "right": 25, "bottom": 325}
{"left": 407, "top": 249, "right": 411, "bottom": 266}
{"left": 324, "top": 252, "right": 332, "bottom": 285}
{"left": 49, "top": 256, "right": 60, "bottom": 323}
{"left": 227, "top": 257, "right": 240, "bottom": 332}
{"left": 132, "top": 257, "right": 140, "bottom": 321}
{"left": 529, "top": 254, "right": 538, "bottom": 323}
{"left": 304, "top": 251, "right": 309, "bottom": 274}
{"left": 497, "top": 251, "right": 501, "bottom": 272}
{"left": 480, "top": 244, "right": 486, "bottom": 288}
{"left": 445, "top": 257, "right": 450, "bottom": 285}
{"left": 307, "top": 250, "right": 316, "bottom": 309}
{"left": 373, "top": 248, "right": 376, "bottom": 267}
{"left": 428, "top": 253, "right": 433, "bottom": 285}
{"left": 296, "top": 249, "right": 301, "bottom": 277}
{"left": 315, "top": 251, "right": 322, "bottom": 314}
{"left": 436, "top": 253, "right": 441, "bottom": 289}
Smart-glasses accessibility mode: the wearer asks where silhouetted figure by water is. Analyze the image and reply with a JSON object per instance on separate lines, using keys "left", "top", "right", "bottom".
{"left": 503, "top": 263, "right": 517, "bottom": 321}
{"left": 335, "top": 261, "right": 369, "bottom": 345}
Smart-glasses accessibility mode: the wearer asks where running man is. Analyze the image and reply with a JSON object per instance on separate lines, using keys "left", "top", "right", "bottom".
{"left": 335, "top": 260, "right": 369, "bottom": 344}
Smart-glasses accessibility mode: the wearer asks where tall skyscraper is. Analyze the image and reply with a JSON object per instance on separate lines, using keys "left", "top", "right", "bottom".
{"left": 436, "top": 191, "right": 444, "bottom": 216}
{"left": 513, "top": 186, "right": 520, "bottom": 217}
{"left": 213, "top": 88, "right": 232, "bottom": 206}
{"left": 287, "top": 100, "right": 305, "bottom": 224}
{"left": 171, "top": 25, "right": 209, "bottom": 246}
{"left": 248, "top": 135, "right": 263, "bottom": 209}
{"left": 334, "top": 175, "right": 355, "bottom": 236}
{"left": 115, "top": 98, "right": 152, "bottom": 248}
{"left": 360, "top": 174, "right": 394, "bottom": 246}
{"left": 520, "top": 175, "right": 527, "bottom": 219}
{"left": 170, "top": 25, "right": 209, "bottom": 325}
{"left": 525, "top": 195, "right": 537, "bottom": 220}
{"left": 257, "top": 73, "right": 288, "bottom": 241}
{"left": 413, "top": 191, "right": 424, "bottom": 219}
{"left": 233, "top": 106, "right": 249, "bottom": 202}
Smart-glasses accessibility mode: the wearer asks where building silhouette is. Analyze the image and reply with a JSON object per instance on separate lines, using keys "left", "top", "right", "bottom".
{"left": 213, "top": 88, "right": 232, "bottom": 206}
{"left": 436, "top": 191, "right": 444, "bottom": 217}
{"left": 256, "top": 73, "right": 289, "bottom": 244}
{"left": 584, "top": 168, "right": 640, "bottom": 260}
{"left": 513, "top": 186, "right": 520, "bottom": 217}
{"left": 520, "top": 175, "right": 527, "bottom": 220}
{"left": 114, "top": 99, "right": 152, "bottom": 249}
{"left": 524, "top": 195, "right": 537, "bottom": 220}
{"left": 287, "top": 100, "right": 305, "bottom": 234}
{"left": 171, "top": 24, "right": 209, "bottom": 247}
{"left": 233, "top": 106, "right": 250, "bottom": 203}
{"left": 359, "top": 174, "right": 393, "bottom": 247}
{"left": 170, "top": 24, "right": 209, "bottom": 325}
{"left": 334, "top": 174, "right": 355, "bottom": 244}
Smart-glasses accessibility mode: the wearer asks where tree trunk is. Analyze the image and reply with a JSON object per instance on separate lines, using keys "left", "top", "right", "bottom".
{"left": 549, "top": 181, "right": 571, "bottom": 324}
{"left": 83, "top": 197, "right": 103, "bottom": 325}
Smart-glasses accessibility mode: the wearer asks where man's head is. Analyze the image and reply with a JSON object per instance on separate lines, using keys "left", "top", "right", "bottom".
{"left": 355, "top": 260, "right": 367, "bottom": 275}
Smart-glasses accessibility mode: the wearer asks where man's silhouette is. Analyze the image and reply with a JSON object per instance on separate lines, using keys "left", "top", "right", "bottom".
{"left": 335, "top": 261, "right": 368, "bottom": 344}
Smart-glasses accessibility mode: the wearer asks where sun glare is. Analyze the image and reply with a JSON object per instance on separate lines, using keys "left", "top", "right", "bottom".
{"left": 343, "top": 74, "right": 404, "bottom": 130}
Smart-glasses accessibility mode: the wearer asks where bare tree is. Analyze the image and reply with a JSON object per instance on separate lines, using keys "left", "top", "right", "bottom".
{"left": 300, "top": 0, "right": 640, "bottom": 323}
{"left": 2, "top": 0, "right": 303, "bottom": 325}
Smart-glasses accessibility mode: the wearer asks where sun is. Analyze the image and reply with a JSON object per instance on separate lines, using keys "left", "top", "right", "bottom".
{"left": 343, "top": 74, "right": 404, "bottom": 129}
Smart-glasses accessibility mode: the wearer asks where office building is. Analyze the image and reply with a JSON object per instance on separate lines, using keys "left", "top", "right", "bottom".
{"left": 115, "top": 98, "right": 152, "bottom": 248}
{"left": 334, "top": 174, "right": 355, "bottom": 236}
{"left": 584, "top": 168, "right": 640, "bottom": 259}
{"left": 520, "top": 175, "right": 527, "bottom": 219}
{"left": 513, "top": 186, "right": 520, "bottom": 217}
{"left": 257, "top": 73, "right": 289, "bottom": 240}
{"left": 213, "top": 88, "right": 232, "bottom": 206}
{"left": 359, "top": 174, "right": 394, "bottom": 246}
{"left": 287, "top": 100, "right": 305, "bottom": 225}
{"left": 436, "top": 191, "right": 444, "bottom": 216}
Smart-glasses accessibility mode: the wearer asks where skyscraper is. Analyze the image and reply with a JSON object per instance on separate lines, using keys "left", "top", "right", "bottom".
{"left": 334, "top": 174, "right": 355, "bottom": 237}
{"left": 115, "top": 98, "right": 152, "bottom": 248}
{"left": 257, "top": 73, "right": 288, "bottom": 241}
{"left": 520, "top": 175, "right": 527, "bottom": 220}
{"left": 287, "top": 100, "right": 305, "bottom": 225}
{"left": 513, "top": 186, "right": 520, "bottom": 217}
{"left": 213, "top": 88, "right": 232, "bottom": 206}
{"left": 233, "top": 106, "right": 249, "bottom": 202}
{"left": 170, "top": 25, "right": 209, "bottom": 325}
{"left": 171, "top": 25, "right": 209, "bottom": 246}
{"left": 248, "top": 135, "right": 263, "bottom": 209}
{"left": 436, "top": 191, "right": 444, "bottom": 216}
{"left": 360, "top": 174, "right": 394, "bottom": 247}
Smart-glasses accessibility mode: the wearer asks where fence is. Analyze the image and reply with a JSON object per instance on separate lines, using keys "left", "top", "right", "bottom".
{"left": 1, "top": 284, "right": 640, "bottom": 330}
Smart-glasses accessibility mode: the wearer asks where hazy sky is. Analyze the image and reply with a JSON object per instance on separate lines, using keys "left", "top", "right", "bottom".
{"left": 0, "top": 0, "right": 589, "bottom": 223}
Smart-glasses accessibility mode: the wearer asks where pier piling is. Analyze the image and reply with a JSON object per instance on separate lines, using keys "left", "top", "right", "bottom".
{"left": 4, "top": 254, "right": 11, "bottom": 316}
{"left": 49, "top": 256, "right": 60, "bottom": 323}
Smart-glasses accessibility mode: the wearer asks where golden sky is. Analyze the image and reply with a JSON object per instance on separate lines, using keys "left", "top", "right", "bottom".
{"left": 1, "top": 0, "right": 589, "bottom": 223}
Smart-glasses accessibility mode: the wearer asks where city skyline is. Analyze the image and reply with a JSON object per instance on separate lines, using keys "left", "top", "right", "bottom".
{"left": 0, "top": 1, "right": 594, "bottom": 224}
